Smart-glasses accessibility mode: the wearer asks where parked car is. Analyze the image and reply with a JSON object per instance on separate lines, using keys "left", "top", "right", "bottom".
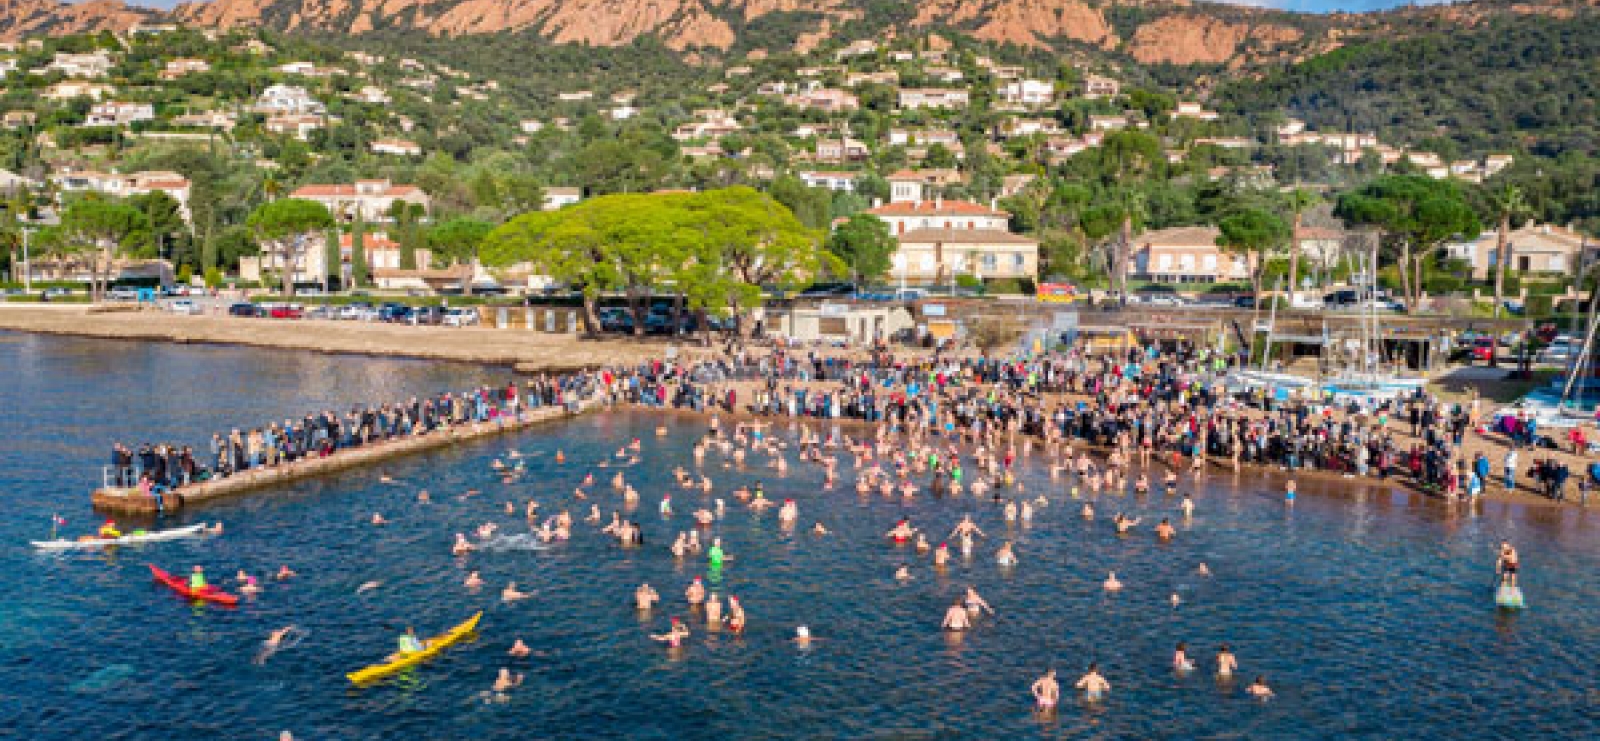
{"left": 798, "top": 282, "right": 857, "bottom": 298}
{"left": 1471, "top": 337, "right": 1498, "bottom": 363}
{"left": 267, "top": 303, "right": 303, "bottom": 319}
{"left": 378, "top": 304, "right": 413, "bottom": 323}
{"left": 42, "top": 287, "right": 73, "bottom": 298}
{"left": 338, "top": 303, "right": 376, "bottom": 321}
{"left": 1232, "top": 295, "right": 1257, "bottom": 309}
{"left": 1537, "top": 338, "right": 1580, "bottom": 364}
{"left": 166, "top": 299, "right": 202, "bottom": 315}
{"left": 443, "top": 308, "right": 480, "bottom": 327}
{"left": 227, "top": 302, "right": 261, "bottom": 318}
{"left": 303, "top": 304, "right": 338, "bottom": 320}
{"left": 598, "top": 307, "right": 633, "bottom": 333}
{"left": 409, "top": 306, "right": 446, "bottom": 325}
{"left": 893, "top": 288, "right": 928, "bottom": 302}
{"left": 1141, "top": 293, "right": 1187, "bottom": 307}
{"left": 106, "top": 288, "right": 140, "bottom": 301}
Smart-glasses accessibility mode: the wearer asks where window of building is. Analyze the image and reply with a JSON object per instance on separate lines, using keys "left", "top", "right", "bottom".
{"left": 981, "top": 254, "right": 997, "bottom": 270}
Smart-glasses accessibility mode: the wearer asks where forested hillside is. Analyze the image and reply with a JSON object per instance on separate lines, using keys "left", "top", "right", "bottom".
{"left": 1213, "top": 13, "right": 1600, "bottom": 158}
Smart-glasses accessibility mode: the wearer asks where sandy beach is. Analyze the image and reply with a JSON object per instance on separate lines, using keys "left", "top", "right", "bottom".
{"left": 0, "top": 305, "right": 667, "bottom": 371}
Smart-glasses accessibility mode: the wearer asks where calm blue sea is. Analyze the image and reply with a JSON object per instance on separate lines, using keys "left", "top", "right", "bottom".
{"left": 1, "top": 330, "right": 1595, "bottom": 740}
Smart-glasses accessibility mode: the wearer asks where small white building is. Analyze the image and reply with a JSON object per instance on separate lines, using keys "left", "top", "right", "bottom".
{"left": 998, "top": 79, "right": 1055, "bottom": 106}
{"left": 254, "top": 84, "right": 324, "bottom": 116}
{"left": 798, "top": 171, "right": 858, "bottom": 192}
{"left": 83, "top": 101, "right": 154, "bottom": 127}
{"left": 44, "top": 51, "right": 113, "bottom": 78}
{"left": 264, "top": 114, "right": 327, "bottom": 140}
{"left": 898, "top": 88, "right": 970, "bottom": 110}
{"left": 543, "top": 187, "right": 583, "bottom": 211}
{"left": 370, "top": 138, "right": 422, "bottom": 157}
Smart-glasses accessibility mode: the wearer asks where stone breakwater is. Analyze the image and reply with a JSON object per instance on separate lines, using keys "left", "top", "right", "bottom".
{"left": 92, "top": 401, "right": 596, "bottom": 515}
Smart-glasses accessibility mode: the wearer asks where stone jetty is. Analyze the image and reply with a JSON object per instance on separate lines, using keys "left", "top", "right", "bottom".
{"left": 92, "top": 400, "right": 595, "bottom": 515}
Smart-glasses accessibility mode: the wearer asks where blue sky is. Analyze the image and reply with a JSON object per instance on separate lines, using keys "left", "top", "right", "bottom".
{"left": 89, "top": 0, "right": 1456, "bottom": 14}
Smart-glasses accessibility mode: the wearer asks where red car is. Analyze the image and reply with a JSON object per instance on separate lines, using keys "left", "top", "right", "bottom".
{"left": 268, "top": 304, "right": 303, "bottom": 319}
{"left": 1471, "top": 337, "right": 1497, "bottom": 362}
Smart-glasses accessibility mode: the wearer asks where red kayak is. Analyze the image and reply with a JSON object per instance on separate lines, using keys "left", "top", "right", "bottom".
{"left": 149, "top": 564, "right": 239, "bottom": 607}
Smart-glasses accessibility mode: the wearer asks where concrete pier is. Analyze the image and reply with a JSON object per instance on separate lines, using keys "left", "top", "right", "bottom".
{"left": 91, "top": 401, "right": 594, "bottom": 515}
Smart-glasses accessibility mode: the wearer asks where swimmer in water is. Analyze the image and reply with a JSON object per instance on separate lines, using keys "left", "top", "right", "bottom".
{"left": 1246, "top": 675, "right": 1273, "bottom": 699}
{"left": 685, "top": 578, "right": 706, "bottom": 605}
{"left": 276, "top": 565, "right": 297, "bottom": 581}
{"left": 934, "top": 542, "right": 950, "bottom": 567}
{"left": 1180, "top": 494, "right": 1195, "bottom": 518}
{"left": 1217, "top": 644, "right": 1238, "bottom": 677}
{"left": 705, "top": 593, "right": 723, "bottom": 627}
{"left": 996, "top": 541, "right": 1018, "bottom": 566}
{"left": 965, "top": 586, "right": 994, "bottom": 616}
{"left": 1103, "top": 571, "right": 1123, "bottom": 591}
{"left": 1173, "top": 642, "right": 1195, "bottom": 671}
{"left": 1496, "top": 540, "right": 1520, "bottom": 587}
{"left": 1170, "top": 592, "right": 1181, "bottom": 609}
{"left": 502, "top": 581, "right": 530, "bottom": 602}
{"left": 652, "top": 618, "right": 691, "bottom": 648}
{"left": 463, "top": 571, "right": 484, "bottom": 589}
{"left": 812, "top": 521, "right": 829, "bottom": 536}
{"left": 1114, "top": 514, "right": 1142, "bottom": 534}
{"left": 1031, "top": 668, "right": 1059, "bottom": 713}
{"left": 1155, "top": 518, "right": 1176, "bottom": 541}
{"left": 894, "top": 564, "right": 912, "bottom": 581}
{"left": 240, "top": 576, "right": 261, "bottom": 595}
{"left": 793, "top": 626, "right": 814, "bottom": 648}
{"left": 1081, "top": 502, "right": 1094, "bottom": 520}
{"left": 1285, "top": 479, "right": 1297, "bottom": 504}
{"left": 492, "top": 667, "right": 524, "bottom": 693}
{"left": 509, "top": 639, "right": 531, "bottom": 658}
{"left": 264, "top": 625, "right": 295, "bottom": 650}
{"left": 371, "top": 512, "right": 388, "bottom": 526}
{"left": 452, "top": 533, "right": 475, "bottom": 556}
{"left": 635, "top": 583, "right": 660, "bottom": 610}
{"left": 941, "top": 598, "right": 973, "bottom": 631}
{"left": 1198, "top": 562, "right": 1212, "bottom": 577}
{"left": 1075, "top": 663, "right": 1110, "bottom": 700}
{"left": 418, "top": 490, "right": 432, "bottom": 503}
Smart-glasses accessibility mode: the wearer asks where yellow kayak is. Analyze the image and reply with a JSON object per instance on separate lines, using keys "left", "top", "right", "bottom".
{"left": 347, "top": 611, "right": 483, "bottom": 685}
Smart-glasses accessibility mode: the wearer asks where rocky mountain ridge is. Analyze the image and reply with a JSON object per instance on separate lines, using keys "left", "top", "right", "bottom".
{"left": 0, "top": 0, "right": 1592, "bottom": 69}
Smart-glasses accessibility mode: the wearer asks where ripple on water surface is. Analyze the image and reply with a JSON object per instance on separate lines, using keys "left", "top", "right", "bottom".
{"left": 1, "top": 333, "right": 1597, "bottom": 740}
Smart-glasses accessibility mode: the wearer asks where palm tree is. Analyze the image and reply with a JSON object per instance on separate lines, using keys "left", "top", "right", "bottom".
{"left": 1489, "top": 184, "right": 1531, "bottom": 318}
{"left": 1283, "top": 187, "right": 1321, "bottom": 307}
{"left": 1113, "top": 189, "right": 1148, "bottom": 303}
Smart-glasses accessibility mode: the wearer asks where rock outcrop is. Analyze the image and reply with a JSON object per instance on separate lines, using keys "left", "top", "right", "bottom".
{"left": 0, "top": 0, "right": 1588, "bottom": 69}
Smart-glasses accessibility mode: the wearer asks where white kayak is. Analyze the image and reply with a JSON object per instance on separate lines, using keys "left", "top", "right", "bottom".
{"left": 31, "top": 523, "right": 211, "bottom": 550}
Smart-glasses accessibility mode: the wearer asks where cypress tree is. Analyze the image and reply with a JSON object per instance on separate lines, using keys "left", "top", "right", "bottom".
{"left": 350, "top": 216, "right": 369, "bottom": 288}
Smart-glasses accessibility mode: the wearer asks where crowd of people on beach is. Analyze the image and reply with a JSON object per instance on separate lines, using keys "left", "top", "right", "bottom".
{"left": 603, "top": 342, "right": 1591, "bottom": 503}
{"left": 111, "top": 338, "right": 1596, "bottom": 511}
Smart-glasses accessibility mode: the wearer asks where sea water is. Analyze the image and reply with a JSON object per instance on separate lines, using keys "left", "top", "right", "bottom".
{"left": 1, "top": 331, "right": 1596, "bottom": 739}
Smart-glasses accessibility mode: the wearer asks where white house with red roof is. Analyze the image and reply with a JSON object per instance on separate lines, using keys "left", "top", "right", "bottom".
{"left": 289, "top": 179, "right": 430, "bottom": 222}
{"left": 51, "top": 169, "right": 193, "bottom": 222}
{"left": 861, "top": 170, "right": 1037, "bottom": 285}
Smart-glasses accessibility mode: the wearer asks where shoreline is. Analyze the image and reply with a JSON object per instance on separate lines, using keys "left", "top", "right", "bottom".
{"left": 10, "top": 305, "right": 1586, "bottom": 515}
{"left": 0, "top": 305, "right": 672, "bottom": 372}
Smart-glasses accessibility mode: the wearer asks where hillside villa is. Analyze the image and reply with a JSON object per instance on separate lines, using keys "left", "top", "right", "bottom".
{"left": 1128, "top": 226, "right": 1252, "bottom": 284}
{"left": 289, "top": 179, "right": 430, "bottom": 222}
{"left": 1445, "top": 223, "right": 1591, "bottom": 280}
